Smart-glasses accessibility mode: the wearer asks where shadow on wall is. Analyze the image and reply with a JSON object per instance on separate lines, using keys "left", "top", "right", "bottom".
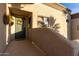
{"left": 48, "top": 16, "right": 60, "bottom": 32}
{"left": 38, "top": 16, "right": 60, "bottom": 32}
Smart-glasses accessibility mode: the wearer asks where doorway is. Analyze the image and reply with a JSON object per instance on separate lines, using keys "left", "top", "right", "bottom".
{"left": 9, "top": 8, "right": 32, "bottom": 41}
{"left": 14, "top": 16, "right": 32, "bottom": 40}
{"left": 15, "top": 17, "right": 26, "bottom": 39}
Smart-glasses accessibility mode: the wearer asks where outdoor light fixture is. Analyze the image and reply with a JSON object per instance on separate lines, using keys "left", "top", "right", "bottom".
{"left": 3, "top": 14, "right": 14, "bottom": 26}
{"left": 3, "top": 14, "right": 9, "bottom": 25}
{"left": 66, "top": 19, "right": 69, "bottom": 23}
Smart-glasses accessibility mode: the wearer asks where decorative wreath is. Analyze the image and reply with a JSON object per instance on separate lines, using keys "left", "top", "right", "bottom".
{"left": 9, "top": 16, "right": 14, "bottom": 26}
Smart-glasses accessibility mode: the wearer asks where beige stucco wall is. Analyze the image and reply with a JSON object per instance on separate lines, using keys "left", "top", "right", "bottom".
{"left": 7, "top": 3, "right": 68, "bottom": 38}
{"left": 72, "top": 18, "right": 79, "bottom": 40}
{"left": 33, "top": 4, "right": 68, "bottom": 38}
{"left": 0, "top": 4, "right": 6, "bottom": 53}
{"left": 29, "top": 28, "right": 74, "bottom": 56}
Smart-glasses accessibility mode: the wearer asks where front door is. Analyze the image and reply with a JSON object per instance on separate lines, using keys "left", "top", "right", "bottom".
{"left": 15, "top": 17, "right": 26, "bottom": 39}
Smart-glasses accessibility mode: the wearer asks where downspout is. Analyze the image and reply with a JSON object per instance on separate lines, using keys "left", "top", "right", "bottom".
{"left": 67, "top": 12, "right": 72, "bottom": 40}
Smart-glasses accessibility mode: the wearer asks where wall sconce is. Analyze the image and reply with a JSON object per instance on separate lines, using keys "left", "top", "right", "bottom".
{"left": 3, "top": 14, "right": 9, "bottom": 25}
{"left": 66, "top": 19, "right": 69, "bottom": 23}
{"left": 3, "top": 14, "right": 14, "bottom": 26}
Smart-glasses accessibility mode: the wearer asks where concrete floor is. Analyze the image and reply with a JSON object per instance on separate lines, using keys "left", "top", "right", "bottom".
{"left": 4, "top": 39, "right": 46, "bottom": 56}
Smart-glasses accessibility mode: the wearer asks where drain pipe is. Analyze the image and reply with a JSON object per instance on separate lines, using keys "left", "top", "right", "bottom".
{"left": 66, "top": 12, "right": 72, "bottom": 40}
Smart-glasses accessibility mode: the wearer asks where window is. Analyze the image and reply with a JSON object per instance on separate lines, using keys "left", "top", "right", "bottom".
{"left": 37, "top": 16, "right": 49, "bottom": 28}
{"left": 43, "top": 17, "right": 49, "bottom": 27}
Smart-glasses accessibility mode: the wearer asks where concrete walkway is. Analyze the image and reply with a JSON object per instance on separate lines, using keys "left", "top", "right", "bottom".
{"left": 4, "top": 39, "right": 46, "bottom": 56}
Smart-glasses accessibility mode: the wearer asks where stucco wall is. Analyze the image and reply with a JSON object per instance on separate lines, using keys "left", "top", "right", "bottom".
{"left": 29, "top": 28, "right": 74, "bottom": 56}
{"left": 7, "top": 3, "right": 68, "bottom": 38}
{"left": 72, "top": 18, "right": 79, "bottom": 40}
{"left": 32, "top": 4, "right": 68, "bottom": 38}
{"left": 0, "top": 4, "right": 6, "bottom": 53}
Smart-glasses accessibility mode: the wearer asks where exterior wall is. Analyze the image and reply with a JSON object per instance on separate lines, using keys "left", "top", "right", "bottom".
{"left": 32, "top": 4, "right": 68, "bottom": 38}
{"left": 29, "top": 28, "right": 74, "bottom": 56}
{"left": 72, "top": 18, "right": 79, "bottom": 40}
{"left": 0, "top": 4, "right": 6, "bottom": 53}
{"left": 7, "top": 3, "right": 68, "bottom": 38}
